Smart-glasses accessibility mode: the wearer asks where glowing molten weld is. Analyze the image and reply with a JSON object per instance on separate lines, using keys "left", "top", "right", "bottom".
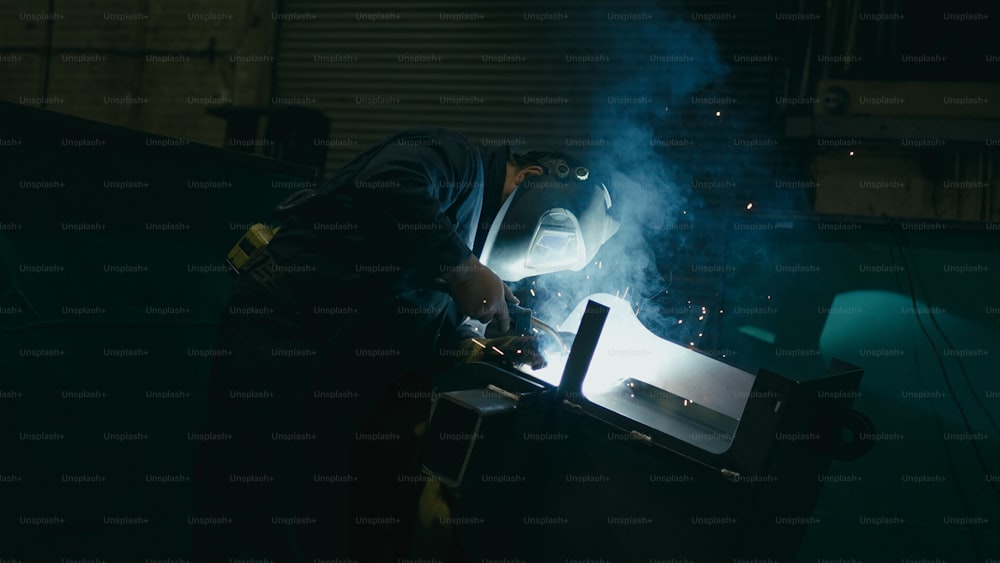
{"left": 522, "top": 293, "right": 754, "bottom": 428}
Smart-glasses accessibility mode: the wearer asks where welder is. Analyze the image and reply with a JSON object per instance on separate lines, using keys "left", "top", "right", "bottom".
{"left": 191, "top": 127, "right": 619, "bottom": 562}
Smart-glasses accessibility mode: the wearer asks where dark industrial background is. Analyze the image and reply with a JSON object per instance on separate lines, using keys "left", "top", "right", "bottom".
{"left": 1, "top": 0, "right": 999, "bottom": 561}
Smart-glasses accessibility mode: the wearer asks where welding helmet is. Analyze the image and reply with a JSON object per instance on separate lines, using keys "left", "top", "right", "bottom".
{"left": 479, "top": 151, "right": 620, "bottom": 282}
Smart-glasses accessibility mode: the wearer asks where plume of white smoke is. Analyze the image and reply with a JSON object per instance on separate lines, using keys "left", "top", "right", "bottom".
{"left": 521, "top": 2, "right": 728, "bottom": 339}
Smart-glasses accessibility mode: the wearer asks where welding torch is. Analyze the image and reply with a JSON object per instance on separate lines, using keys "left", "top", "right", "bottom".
{"left": 485, "top": 300, "right": 566, "bottom": 350}
{"left": 446, "top": 300, "right": 564, "bottom": 371}
{"left": 433, "top": 274, "right": 569, "bottom": 367}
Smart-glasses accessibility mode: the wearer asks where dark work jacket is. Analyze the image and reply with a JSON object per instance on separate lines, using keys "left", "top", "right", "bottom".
{"left": 268, "top": 127, "right": 509, "bottom": 305}
{"left": 192, "top": 129, "right": 511, "bottom": 562}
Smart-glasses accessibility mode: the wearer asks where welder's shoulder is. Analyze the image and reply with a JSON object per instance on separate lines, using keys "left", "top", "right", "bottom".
{"left": 391, "top": 127, "right": 478, "bottom": 156}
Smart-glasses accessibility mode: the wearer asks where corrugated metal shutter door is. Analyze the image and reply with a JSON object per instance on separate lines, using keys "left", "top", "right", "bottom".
{"left": 275, "top": 1, "right": 584, "bottom": 176}
{"left": 274, "top": 0, "right": 776, "bottom": 181}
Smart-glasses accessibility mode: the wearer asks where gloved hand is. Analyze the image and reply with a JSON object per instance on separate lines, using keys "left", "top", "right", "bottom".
{"left": 455, "top": 335, "right": 547, "bottom": 370}
{"left": 442, "top": 255, "right": 515, "bottom": 333}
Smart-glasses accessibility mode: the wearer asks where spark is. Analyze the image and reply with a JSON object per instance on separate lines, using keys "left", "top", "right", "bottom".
{"left": 715, "top": 111, "right": 721, "bottom": 117}
{"left": 678, "top": 319, "right": 684, "bottom": 324}
{"left": 557, "top": 291, "right": 562, "bottom": 297}
{"left": 698, "top": 315, "right": 704, "bottom": 321}
{"left": 719, "top": 309, "right": 724, "bottom": 314}
{"left": 698, "top": 333, "right": 703, "bottom": 337}
{"left": 470, "top": 339, "right": 486, "bottom": 349}
{"left": 684, "top": 399, "right": 693, "bottom": 406}
{"left": 491, "top": 346, "right": 504, "bottom": 355}
{"left": 516, "top": 349, "right": 522, "bottom": 354}
{"left": 622, "top": 286, "right": 630, "bottom": 299}
{"left": 746, "top": 202, "right": 753, "bottom": 210}
{"left": 530, "top": 288, "right": 536, "bottom": 297}
{"left": 598, "top": 261, "right": 603, "bottom": 269}
{"left": 849, "top": 151, "right": 855, "bottom": 156}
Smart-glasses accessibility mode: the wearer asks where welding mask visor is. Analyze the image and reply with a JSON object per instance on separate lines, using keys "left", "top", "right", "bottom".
{"left": 479, "top": 153, "right": 620, "bottom": 282}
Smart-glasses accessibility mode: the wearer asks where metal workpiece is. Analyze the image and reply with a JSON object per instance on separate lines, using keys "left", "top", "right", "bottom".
{"left": 421, "top": 386, "right": 520, "bottom": 489}
{"left": 423, "top": 362, "right": 554, "bottom": 488}
{"left": 423, "top": 293, "right": 872, "bottom": 561}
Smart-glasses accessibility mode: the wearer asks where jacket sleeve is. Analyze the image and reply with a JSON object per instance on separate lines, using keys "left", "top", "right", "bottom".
{"left": 348, "top": 135, "right": 482, "bottom": 279}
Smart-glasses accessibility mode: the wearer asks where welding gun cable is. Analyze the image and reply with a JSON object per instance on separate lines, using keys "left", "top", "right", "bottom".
{"left": 885, "top": 216, "right": 1000, "bottom": 500}
{"left": 886, "top": 226, "right": 991, "bottom": 561}
{"left": 0, "top": 273, "right": 45, "bottom": 331}
{"left": 637, "top": 273, "right": 673, "bottom": 306}
{"left": 923, "top": 311, "right": 1000, "bottom": 434}
{"left": 890, "top": 219, "right": 1000, "bottom": 439}
{"left": 894, "top": 227, "right": 1000, "bottom": 438}
{"left": 529, "top": 316, "right": 567, "bottom": 353}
